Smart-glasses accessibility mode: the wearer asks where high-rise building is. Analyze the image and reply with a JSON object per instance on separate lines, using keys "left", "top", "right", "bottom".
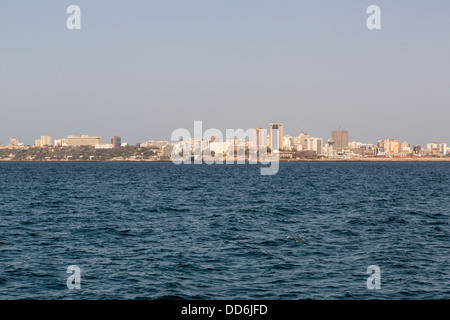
{"left": 327, "top": 139, "right": 335, "bottom": 157}
{"left": 299, "top": 132, "right": 310, "bottom": 150}
{"left": 40, "top": 136, "right": 52, "bottom": 147}
{"left": 311, "top": 137, "right": 323, "bottom": 155}
{"left": 111, "top": 136, "right": 122, "bottom": 147}
{"left": 303, "top": 137, "right": 323, "bottom": 154}
{"left": 253, "top": 128, "right": 267, "bottom": 150}
{"left": 293, "top": 136, "right": 303, "bottom": 151}
{"left": 269, "top": 123, "right": 283, "bottom": 151}
{"left": 427, "top": 142, "right": 447, "bottom": 156}
{"left": 331, "top": 130, "right": 349, "bottom": 152}
{"left": 283, "top": 135, "right": 293, "bottom": 151}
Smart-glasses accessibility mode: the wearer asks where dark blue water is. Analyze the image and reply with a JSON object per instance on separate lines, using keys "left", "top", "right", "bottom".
{"left": 0, "top": 162, "right": 448, "bottom": 299}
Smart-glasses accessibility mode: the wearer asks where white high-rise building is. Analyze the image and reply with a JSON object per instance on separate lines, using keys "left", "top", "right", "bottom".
{"left": 427, "top": 142, "right": 447, "bottom": 156}
{"left": 253, "top": 128, "right": 267, "bottom": 150}
{"left": 306, "top": 137, "right": 323, "bottom": 155}
{"left": 299, "top": 135, "right": 323, "bottom": 155}
{"left": 269, "top": 123, "right": 283, "bottom": 151}
{"left": 283, "top": 135, "right": 293, "bottom": 151}
{"left": 40, "top": 136, "right": 52, "bottom": 147}
{"left": 299, "top": 132, "right": 310, "bottom": 150}
{"left": 293, "top": 136, "right": 303, "bottom": 151}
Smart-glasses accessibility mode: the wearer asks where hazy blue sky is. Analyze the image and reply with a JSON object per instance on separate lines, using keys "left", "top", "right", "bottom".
{"left": 1, "top": 0, "right": 449, "bottom": 146}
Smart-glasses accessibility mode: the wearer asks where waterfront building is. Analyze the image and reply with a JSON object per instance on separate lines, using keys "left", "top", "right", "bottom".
{"left": 427, "top": 142, "right": 447, "bottom": 157}
{"left": 283, "top": 135, "right": 293, "bottom": 151}
{"left": 309, "top": 137, "right": 323, "bottom": 155}
{"left": 40, "top": 136, "right": 52, "bottom": 147}
{"left": 63, "top": 135, "right": 102, "bottom": 147}
{"left": 375, "top": 139, "right": 400, "bottom": 156}
{"left": 111, "top": 136, "right": 122, "bottom": 147}
{"left": 413, "top": 144, "right": 422, "bottom": 155}
{"left": 95, "top": 143, "right": 114, "bottom": 149}
{"left": 327, "top": 139, "right": 335, "bottom": 157}
{"left": 331, "top": 130, "right": 349, "bottom": 152}
{"left": 54, "top": 139, "right": 64, "bottom": 147}
{"left": 293, "top": 136, "right": 303, "bottom": 151}
{"left": 269, "top": 123, "right": 284, "bottom": 151}
{"left": 253, "top": 128, "right": 267, "bottom": 151}
{"left": 141, "top": 140, "right": 170, "bottom": 149}
{"left": 299, "top": 132, "right": 310, "bottom": 150}
{"left": 9, "top": 137, "right": 19, "bottom": 146}
{"left": 298, "top": 133, "right": 323, "bottom": 155}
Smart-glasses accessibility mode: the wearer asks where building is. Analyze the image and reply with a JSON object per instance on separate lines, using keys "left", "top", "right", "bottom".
{"left": 345, "top": 141, "right": 374, "bottom": 157}
{"left": 401, "top": 141, "right": 411, "bottom": 153}
{"left": 299, "top": 136, "right": 323, "bottom": 155}
{"left": 293, "top": 136, "right": 303, "bottom": 151}
{"left": 427, "top": 142, "right": 447, "bottom": 157}
{"left": 162, "top": 144, "right": 173, "bottom": 156}
{"left": 209, "top": 139, "right": 227, "bottom": 156}
{"left": 283, "top": 135, "right": 293, "bottom": 151}
{"left": 63, "top": 135, "right": 102, "bottom": 147}
{"left": 309, "top": 137, "right": 323, "bottom": 155}
{"left": 111, "top": 136, "right": 122, "bottom": 147}
{"left": 9, "top": 137, "right": 19, "bottom": 146}
{"left": 141, "top": 140, "right": 170, "bottom": 149}
{"left": 54, "top": 139, "right": 64, "bottom": 147}
{"left": 413, "top": 144, "right": 422, "bottom": 155}
{"left": 385, "top": 139, "right": 400, "bottom": 156}
{"left": 95, "top": 143, "right": 114, "bottom": 149}
{"left": 269, "top": 123, "right": 284, "bottom": 151}
{"left": 40, "top": 136, "right": 52, "bottom": 147}
{"left": 376, "top": 139, "right": 400, "bottom": 156}
{"left": 299, "top": 132, "right": 310, "bottom": 150}
{"left": 253, "top": 128, "right": 268, "bottom": 151}
{"left": 327, "top": 139, "right": 335, "bottom": 157}
{"left": 34, "top": 136, "right": 51, "bottom": 147}
{"left": 331, "top": 130, "right": 349, "bottom": 152}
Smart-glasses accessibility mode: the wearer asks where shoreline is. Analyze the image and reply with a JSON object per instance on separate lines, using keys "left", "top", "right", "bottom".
{"left": 1, "top": 158, "right": 450, "bottom": 163}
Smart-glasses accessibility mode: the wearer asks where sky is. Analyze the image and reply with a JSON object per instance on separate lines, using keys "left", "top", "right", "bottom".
{"left": 0, "top": 0, "right": 449, "bottom": 146}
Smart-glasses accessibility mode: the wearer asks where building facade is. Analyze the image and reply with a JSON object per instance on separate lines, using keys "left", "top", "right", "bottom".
{"left": 9, "top": 137, "right": 19, "bottom": 146}
{"left": 40, "top": 136, "right": 52, "bottom": 147}
{"left": 63, "top": 135, "right": 102, "bottom": 147}
{"left": 269, "top": 123, "right": 284, "bottom": 151}
{"left": 427, "top": 142, "right": 447, "bottom": 156}
{"left": 253, "top": 128, "right": 268, "bottom": 151}
{"left": 111, "top": 136, "right": 122, "bottom": 147}
{"left": 331, "top": 130, "right": 349, "bottom": 152}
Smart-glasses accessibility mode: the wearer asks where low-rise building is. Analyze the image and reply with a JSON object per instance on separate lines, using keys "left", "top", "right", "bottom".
{"left": 95, "top": 143, "right": 114, "bottom": 149}
{"left": 56, "top": 135, "right": 102, "bottom": 147}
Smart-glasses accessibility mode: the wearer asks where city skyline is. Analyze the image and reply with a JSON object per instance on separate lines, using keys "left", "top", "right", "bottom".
{"left": 1, "top": 1, "right": 449, "bottom": 147}
{"left": 2, "top": 123, "right": 449, "bottom": 155}
{"left": 2, "top": 119, "right": 449, "bottom": 147}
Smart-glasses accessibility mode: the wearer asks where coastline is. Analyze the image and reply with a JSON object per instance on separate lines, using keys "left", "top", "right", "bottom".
{"left": 1, "top": 158, "right": 449, "bottom": 163}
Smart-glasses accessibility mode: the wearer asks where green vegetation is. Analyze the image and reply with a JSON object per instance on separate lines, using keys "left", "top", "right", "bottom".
{"left": 0, "top": 146, "right": 169, "bottom": 161}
